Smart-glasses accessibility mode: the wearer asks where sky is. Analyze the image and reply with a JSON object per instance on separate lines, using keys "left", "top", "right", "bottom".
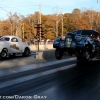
{"left": 0, "top": 0, "right": 100, "bottom": 20}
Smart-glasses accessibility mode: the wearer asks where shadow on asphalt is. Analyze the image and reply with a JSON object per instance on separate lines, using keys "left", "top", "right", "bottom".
{"left": 76, "top": 59, "right": 100, "bottom": 68}
{"left": 0, "top": 55, "right": 31, "bottom": 61}
{"left": 55, "top": 59, "right": 100, "bottom": 100}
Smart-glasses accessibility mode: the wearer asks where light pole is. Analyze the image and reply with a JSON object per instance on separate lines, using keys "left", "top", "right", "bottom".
{"left": 10, "top": 21, "right": 13, "bottom": 35}
{"left": 56, "top": 20, "right": 58, "bottom": 37}
{"left": 21, "top": 22, "right": 24, "bottom": 39}
{"left": 39, "top": 3, "right": 42, "bottom": 44}
{"left": 0, "top": 22, "right": 2, "bottom": 36}
{"left": 22, "top": 23, "right": 24, "bottom": 39}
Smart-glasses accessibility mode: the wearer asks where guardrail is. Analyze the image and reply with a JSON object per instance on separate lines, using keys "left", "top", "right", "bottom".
{"left": 36, "top": 50, "right": 55, "bottom": 59}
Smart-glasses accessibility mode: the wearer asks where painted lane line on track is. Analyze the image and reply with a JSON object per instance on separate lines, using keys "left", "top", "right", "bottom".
{"left": 0, "top": 57, "right": 76, "bottom": 77}
{"left": 20, "top": 57, "right": 76, "bottom": 71}
{"left": 0, "top": 63, "right": 76, "bottom": 88}
{"left": 37, "top": 63, "right": 76, "bottom": 76}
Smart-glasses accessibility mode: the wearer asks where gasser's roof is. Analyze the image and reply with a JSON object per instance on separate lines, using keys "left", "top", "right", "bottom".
{"left": 3, "top": 35, "right": 21, "bottom": 38}
{"left": 68, "top": 30, "right": 100, "bottom": 37}
{"left": 73, "top": 29, "right": 100, "bottom": 35}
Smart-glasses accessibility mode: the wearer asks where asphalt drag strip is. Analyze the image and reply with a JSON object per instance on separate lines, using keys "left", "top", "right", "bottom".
{"left": 0, "top": 57, "right": 76, "bottom": 95}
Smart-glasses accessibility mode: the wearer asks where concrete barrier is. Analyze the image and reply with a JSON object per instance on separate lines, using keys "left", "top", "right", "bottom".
{"left": 29, "top": 44, "right": 54, "bottom": 51}
{"left": 36, "top": 50, "right": 55, "bottom": 59}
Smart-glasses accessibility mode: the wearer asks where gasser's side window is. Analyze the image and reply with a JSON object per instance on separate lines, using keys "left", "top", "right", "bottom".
{"left": 93, "top": 32, "right": 100, "bottom": 39}
{"left": 81, "top": 30, "right": 93, "bottom": 37}
{"left": 11, "top": 38, "right": 18, "bottom": 42}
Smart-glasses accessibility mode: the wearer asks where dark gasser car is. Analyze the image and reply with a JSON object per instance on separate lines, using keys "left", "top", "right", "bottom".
{"left": 53, "top": 30, "right": 100, "bottom": 61}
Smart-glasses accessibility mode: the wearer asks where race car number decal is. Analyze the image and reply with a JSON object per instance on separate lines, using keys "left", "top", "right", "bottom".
{"left": 10, "top": 44, "right": 19, "bottom": 50}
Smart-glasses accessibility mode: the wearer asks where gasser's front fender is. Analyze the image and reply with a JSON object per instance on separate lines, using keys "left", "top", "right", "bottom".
{"left": 76, "top": 40, "right": 86, "bottom": 50}
{"left": 0, "top": 42, "right": 10, "bottom": 53}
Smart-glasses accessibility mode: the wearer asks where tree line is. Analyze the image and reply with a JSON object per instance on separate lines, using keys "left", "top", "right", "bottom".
{"left": 0, "top": 8, "right": 100, "bottom": 40}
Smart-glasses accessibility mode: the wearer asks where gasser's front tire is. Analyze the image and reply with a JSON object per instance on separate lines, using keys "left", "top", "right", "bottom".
{"left": 55, "top": 48, "right": 63, "bottom": 60}
{"left": 23, "top": 48, "right": 30, "bottom": 57}
{"left": 0, "top": 50, "right": 7, "bottom": 59}
{"left": 82, "top": 49, "right": 92, "bottom": 61}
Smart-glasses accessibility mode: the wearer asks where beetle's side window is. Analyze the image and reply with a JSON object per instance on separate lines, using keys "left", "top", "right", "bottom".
{"left": 11, "top": 38, "right": 18, "bottom": 42}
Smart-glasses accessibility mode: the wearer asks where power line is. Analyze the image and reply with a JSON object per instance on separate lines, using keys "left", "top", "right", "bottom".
{"left": 0, "top": 7, "right": 11, "bottom": 14}
{"left": 0, "top": 5, "right": 71, "bottom": 11}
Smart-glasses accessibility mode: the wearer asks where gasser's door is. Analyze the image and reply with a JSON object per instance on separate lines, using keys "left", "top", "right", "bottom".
{"left": 10, "top": 37, "right": 23, "bottom": 53}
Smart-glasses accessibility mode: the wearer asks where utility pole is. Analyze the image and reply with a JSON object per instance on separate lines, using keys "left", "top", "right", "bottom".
{"left": 39, "top": 3, "right": 42, "bottom": 43}
{"left": 91, "top": 11, "right": 93, "bottom": 30}
{"left": 61, "top": 9, "right": 64, "bottom": 38}
{"left": 34, "top": 24, "right": 42, "bottom": 59}
{"left": 22, "top": 23, "right": 24, "bottom": 39}
{"left": 39, "top": 4, "right": 41, "bottom": 25}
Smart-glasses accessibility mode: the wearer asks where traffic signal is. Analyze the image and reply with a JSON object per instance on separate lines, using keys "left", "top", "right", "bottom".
{"left": 41, "top": 33, "right": 44, "bottom": 38}
{"left": 34, "top": 24, "right": 42, "bottom": 42}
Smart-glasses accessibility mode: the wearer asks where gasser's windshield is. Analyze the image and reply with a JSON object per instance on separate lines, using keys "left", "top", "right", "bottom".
{"left": 0, "top": 37, "right": 6, "bottom": 41}
{"left": 0, "top": 37, "right": 10, "bottom": 41}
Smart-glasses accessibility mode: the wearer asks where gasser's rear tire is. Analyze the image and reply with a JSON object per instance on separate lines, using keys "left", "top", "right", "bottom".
{"left": 76, "top": 48, "right": 81, "bottom": 61}
{"left": 76, "top": 55, "right": 81, "bottom": 61}
{"left": 23, "top": 48, "right": 30, "bottom": 57}
{"left": 76, "top": 52, "right": 81, "bottom": 61}
{"left": 0, "top": 50, "right": 7, "bottom": 59}
{"left": 55, "top": 49, "right": 63, "bottom": 60}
